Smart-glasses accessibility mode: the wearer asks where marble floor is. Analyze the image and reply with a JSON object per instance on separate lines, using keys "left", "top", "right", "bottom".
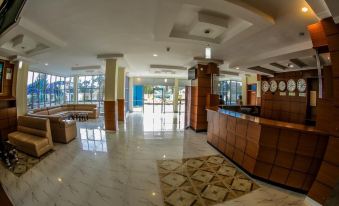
{"left": 0, "top": 112, "right": 308, "bottom": 206}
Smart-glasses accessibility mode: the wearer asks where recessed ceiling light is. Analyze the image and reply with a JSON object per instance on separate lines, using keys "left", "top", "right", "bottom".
{"left": 153, "top": 54, "right": 158, "bottom": 57}
{"left": 301, "top": 7, "right": 308, "bottom": 13}
{"left": 288, "top": 63, "right": 294, "bottom": 68}
{"left": 235, "top": 67, "right": 240, "bottom": 70}
{"left": 57, "top": 178, "right": 62, "bottom": 182}
{"left": 44, "top": 63, "right": 49, "bottom": 66}
{"left": 164, "top": 78, "right": 167, "bottom": 83}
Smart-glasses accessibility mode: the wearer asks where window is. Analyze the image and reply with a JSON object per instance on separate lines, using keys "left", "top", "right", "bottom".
{"left": 27, "top": 71, "right": 74, "bottom": 110}
{"left": 218, "top": 80, "right": 242, "bottom": 105}
{"left": 77, "top": 75, "right": 105, "bottom": 114}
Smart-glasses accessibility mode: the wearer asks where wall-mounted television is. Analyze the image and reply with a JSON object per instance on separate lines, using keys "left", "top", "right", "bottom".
{"left": 0, "top": 0, "right": 27, "bottom": 35}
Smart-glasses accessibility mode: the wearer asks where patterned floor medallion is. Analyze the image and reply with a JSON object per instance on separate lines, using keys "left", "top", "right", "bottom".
{"left": 157, "top": 155, "right": 259, "bottom": 206}
{"left": 1, "top": 150, "right": 54, "bottom": 177}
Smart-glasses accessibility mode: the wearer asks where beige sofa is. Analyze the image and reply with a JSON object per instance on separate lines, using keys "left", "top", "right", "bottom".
{"left": 32, "top": 104, "right": 99, "bottom": 119}
{"left": 8, "top": 116, "right": 54, "bottom": 157}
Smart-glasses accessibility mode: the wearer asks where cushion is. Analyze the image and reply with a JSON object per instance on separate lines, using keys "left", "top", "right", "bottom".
{"left": 48, "top": 107, "right": 63, "bottom": 115}
{"left": 9, "top": 132, "right": 49, "bottom": 151}
{"left": 35, "top": 110, "right": 48, "bottom": 115}
{"left": 18, "top": 126, "right": 48, "bottom": 137}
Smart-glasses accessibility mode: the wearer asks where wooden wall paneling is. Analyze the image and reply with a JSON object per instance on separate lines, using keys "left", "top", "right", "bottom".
{"left": 307, "top": 22, "right": 328, "bottom": 49}
{"left": 308, "top": 180, "right": 333, "bottom": 204}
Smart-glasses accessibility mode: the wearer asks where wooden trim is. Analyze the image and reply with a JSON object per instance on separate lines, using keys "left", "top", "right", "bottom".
{"left": 117, "top": 99, "right": 125, "bottom": 121}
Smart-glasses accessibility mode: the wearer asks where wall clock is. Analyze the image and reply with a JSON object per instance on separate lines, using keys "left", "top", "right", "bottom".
{"left": 270, "top": 80, "right": 277, "bottom": 92}
{"left": 297, "top": 79, "right": 307, "bottom": 92}
{"left": 287, "top": 79, "right": 296, "bottom": 92}
{"left": 278, "top": 81, "right": 286, "bottom": 91}
{"left": 262, "top": 81, "right": 270, "bottom": 92}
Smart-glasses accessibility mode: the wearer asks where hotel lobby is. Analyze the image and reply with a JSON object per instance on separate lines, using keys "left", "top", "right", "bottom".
{"left": 0, "top": 0, "right": 338, "bottom": 206}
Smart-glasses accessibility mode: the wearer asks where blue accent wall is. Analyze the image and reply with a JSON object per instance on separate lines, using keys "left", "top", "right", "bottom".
{"left": 133, "top": 85, "right": 143, "bottom": 107}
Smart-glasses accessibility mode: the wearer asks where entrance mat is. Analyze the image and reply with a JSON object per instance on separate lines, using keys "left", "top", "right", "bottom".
{"left": 157, "top": 154, "right": 260, "bottom": 206}
{"left": 2, "top": 150, "right": 54, "bottom": 177}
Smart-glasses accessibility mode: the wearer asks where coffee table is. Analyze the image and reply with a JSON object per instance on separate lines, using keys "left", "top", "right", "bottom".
{"left": 77, "top": 113, "right": 88, "bottom": 122}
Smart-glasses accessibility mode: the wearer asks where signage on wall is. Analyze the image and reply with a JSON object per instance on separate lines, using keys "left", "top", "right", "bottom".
{"left": 280, "top": 92, "right": 286, "bottom": 96}
{"left": 299, "top": 93, "right": 306, "bottom": 97}
{"left": 289, "top": 92, "right": 296, "bottom": 96}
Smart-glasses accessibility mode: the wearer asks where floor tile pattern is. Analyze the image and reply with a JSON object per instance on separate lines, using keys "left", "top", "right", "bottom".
{"left": 157, "top": 155, "right": 259, "bottom": 206}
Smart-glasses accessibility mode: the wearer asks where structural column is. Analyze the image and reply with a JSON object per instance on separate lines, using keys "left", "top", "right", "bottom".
{"left": 104, "top": 59, "right": 118, "bottom": 131}
{"left": 117, "top": 67, "right": 126, "bottom": 121}
{"left": 128, "top": 77, "right": 134, "bottom": 112}
{"left": 173, "top": 78, "right": 179, "bottom": 113}
{"left": 16, "top": 61, "right": 29, "bottom": 116}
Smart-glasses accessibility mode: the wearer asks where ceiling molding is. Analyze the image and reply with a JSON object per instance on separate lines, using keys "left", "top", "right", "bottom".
{"left": 220, "top": 70, "right": 239, "bottom": 76}
{"left": 270, "top": 63, "right": 287, "bottom": 70}
{"left": 97, "top": 53, "right": 124, "bottom": 59}
{"left": 71, "top": 65, "right": 101, "bottom": 70}
{"left": 193, "top": 57, "right": 224, "bottom": 65}
{"left": 150, "top": 65, "right": 187, "bottom": 70}
{"left": 247, "top": 66, "right": 275, "bottom": 75}
{"left": 289, "top": 58, "right": 308, "bottom": 68}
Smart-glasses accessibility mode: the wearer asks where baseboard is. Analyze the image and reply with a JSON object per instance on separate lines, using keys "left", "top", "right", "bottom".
{"left": 304, "top": 197, "right": 322, "bottom": 206}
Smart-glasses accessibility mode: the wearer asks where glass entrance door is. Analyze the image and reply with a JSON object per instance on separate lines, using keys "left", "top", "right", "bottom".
{"left": 153, "top": 87, "right": 164, "bottom": 113}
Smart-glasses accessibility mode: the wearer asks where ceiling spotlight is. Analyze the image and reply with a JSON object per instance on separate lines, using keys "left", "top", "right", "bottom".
{"left": 44, "top": 63, "right": 49, "bottom": 66}
{"left": 235, "top": 67, "right": 240, "bottom": 70}
{"left": 288, "top": 63, "right": 294, "bottom": 68}
{"left": 164, "top": 78, "right": 168, "bottom": 83}
{"left": 301, "top": 7, "right": 308, "bottom": 13}
{"left": 153, "top": 54, "right": 158, "bottom": 57}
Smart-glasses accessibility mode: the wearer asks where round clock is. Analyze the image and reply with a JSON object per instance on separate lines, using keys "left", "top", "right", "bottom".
{"left": 270, "top": 80, "right": 277, "bottom": 92}
{"left": 297, "top": 79, "right": 307, "bottom": 92}
{"left": 262, "top": 81, "right": 270, "bottom": 92}
{"left": 278, "top": 81, "right": 286, "bottom": 92}
{"left": 287, "top": 79, "right": 296, "bottom": 92}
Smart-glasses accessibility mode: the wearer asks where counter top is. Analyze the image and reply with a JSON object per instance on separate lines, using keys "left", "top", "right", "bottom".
{"left": 207, "top": 107, "right": 327, "bottom": 135}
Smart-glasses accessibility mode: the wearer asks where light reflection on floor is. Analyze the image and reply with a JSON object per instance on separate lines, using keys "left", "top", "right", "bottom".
{"left": 142, "top": 112, "right": 185, "bottom": 132}
{"left": 79, "top": 128, "right": 107, "bottom": 152}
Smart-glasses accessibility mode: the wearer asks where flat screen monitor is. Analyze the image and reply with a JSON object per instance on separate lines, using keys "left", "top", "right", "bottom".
{"left": 0, "top": 0, "right": 27, "bottom": 35}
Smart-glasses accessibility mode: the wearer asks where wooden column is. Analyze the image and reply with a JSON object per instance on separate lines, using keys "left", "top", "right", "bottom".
{"left": 190, "top": 62, "right": 219, "bottom": 131}
{"left": 307, "top": 17, "right": 339, "bottom": 205}
{"left": 104, "top": 59, "right": 118, "bottom": 131}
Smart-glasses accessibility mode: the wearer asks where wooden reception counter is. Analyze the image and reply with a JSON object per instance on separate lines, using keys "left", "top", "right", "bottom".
{"left": 207, "top": 107, "right": 329, "bottom": 193}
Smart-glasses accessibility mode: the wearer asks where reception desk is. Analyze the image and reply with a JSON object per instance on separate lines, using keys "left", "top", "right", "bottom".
{"left": 207, "top": 108, "right": 329, "bottom": 193}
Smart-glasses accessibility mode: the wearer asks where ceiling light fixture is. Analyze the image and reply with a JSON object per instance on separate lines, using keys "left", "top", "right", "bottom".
{"left": 288, "top": 63, "right": 294, "bottom": 68}
{"left": 301, "top": 7, "right": 308, "bottom": 13}
{"left": 235, "top": 67, "right": 240, "bottom": 70}
{"left": 18, "top": 60, "right": 23, "bottom": 69}
{"left": 164, "top": 78, "right": 168, "bottom": 83}
{"left": 153, "top": 54, "right": 158, "bottom": 57}
{"left": 205, "top": 45, "right": 211, "bottom": 59}
{"left": 44, "top": 63, "right": 49, "bottom": 66}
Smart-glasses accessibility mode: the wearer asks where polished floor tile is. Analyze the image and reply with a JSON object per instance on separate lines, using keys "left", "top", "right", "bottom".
{"left": 0, "top": 112, "right": 308, "bottom": 206}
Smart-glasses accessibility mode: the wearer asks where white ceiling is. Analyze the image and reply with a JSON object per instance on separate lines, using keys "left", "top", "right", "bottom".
{"left": 0, "top": 0, "right": 322, "bottom": 77}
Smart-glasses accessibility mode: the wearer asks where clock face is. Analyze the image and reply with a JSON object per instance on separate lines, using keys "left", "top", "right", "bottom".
{"left": 278, "top": 81, "right": 286, "bottom": 91}
{"left": 262, "top": 81, "right": 270, "bottom": 92}
{"left": 297, "top": 79, "right": 307, "bottom": 92}
{"left": 270, "top": 80, "right": 277, "bottom": 92}
{"left": 287, "top": 79, "right": 296, "bottom": 92}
